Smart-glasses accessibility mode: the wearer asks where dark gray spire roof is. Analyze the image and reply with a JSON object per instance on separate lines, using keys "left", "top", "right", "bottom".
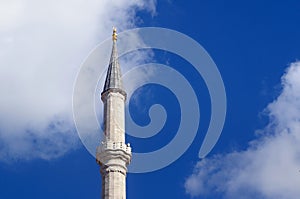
{"left": 101, "top": 28, "right": 126, "bottom": 98}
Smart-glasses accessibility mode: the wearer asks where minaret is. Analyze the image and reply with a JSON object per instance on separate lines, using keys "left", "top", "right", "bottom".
{"left": 96, "top": 28, "right": 132, "bottom": 199}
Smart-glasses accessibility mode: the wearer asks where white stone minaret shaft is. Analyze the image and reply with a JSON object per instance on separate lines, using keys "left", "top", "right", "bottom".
{"left": 96, "top": 28, "right": 131, "bottom": 199}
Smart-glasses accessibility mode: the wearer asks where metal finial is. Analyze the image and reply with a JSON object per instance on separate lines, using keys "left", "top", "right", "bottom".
{"left": 112, "top": 27, "right": 117, "bottom": 41}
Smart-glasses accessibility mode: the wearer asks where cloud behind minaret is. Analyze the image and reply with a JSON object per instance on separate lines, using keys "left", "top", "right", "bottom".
{"left": 185, "top": 62, "right": 300, "bottom": 199}
{"left": 0, "top": 0, "right": 156, "bottom": 161}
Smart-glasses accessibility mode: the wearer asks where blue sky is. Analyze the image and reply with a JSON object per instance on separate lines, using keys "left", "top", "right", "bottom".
{"left": 1, "top": 1, "right": 300, "bottom": 199}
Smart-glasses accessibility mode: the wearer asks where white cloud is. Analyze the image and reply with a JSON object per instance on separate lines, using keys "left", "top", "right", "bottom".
{"left": 0, "top": 0, "right": 156, "bottom": 161}
{"left": 185, "top": 62, "right": 300, "bottom": 199}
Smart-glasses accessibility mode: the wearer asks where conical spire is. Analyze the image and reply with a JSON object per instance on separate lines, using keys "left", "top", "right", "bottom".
{"left": 102, "top": 28, "right": 126, "bottom": 98}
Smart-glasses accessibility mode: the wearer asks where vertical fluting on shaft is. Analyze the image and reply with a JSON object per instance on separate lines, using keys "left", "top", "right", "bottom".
{"left": 96, "top": 28, "right": 131, "bottom": 199}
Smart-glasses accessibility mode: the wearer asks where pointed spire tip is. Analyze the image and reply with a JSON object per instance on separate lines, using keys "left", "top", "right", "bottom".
{"left": 102, "top": 28, "right": 126, "bottom": 99}
{"left": 112, "top": 27, "right": 117, "bottom": 41}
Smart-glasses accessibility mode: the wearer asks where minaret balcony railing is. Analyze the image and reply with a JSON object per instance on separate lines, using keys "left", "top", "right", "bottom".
{"left": 97, "top": 141, "right": 132, "bottom": 154}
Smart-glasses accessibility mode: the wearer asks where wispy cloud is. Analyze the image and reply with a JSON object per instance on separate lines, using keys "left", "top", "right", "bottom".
{"left": 185, "top": 62, "right": 300, "bottom": 199}
{"left": 0, "top": 0, "right": 156, "bottom": 161}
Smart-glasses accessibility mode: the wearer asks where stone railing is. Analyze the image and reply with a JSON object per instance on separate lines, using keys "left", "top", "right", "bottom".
{"left": 97, "top": 141, "right": 132, "bottom": 154}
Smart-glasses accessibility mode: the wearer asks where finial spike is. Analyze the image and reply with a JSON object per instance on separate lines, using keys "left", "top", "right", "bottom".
{"left": 112, "top": 27, "right": 117, "bottom": 41}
